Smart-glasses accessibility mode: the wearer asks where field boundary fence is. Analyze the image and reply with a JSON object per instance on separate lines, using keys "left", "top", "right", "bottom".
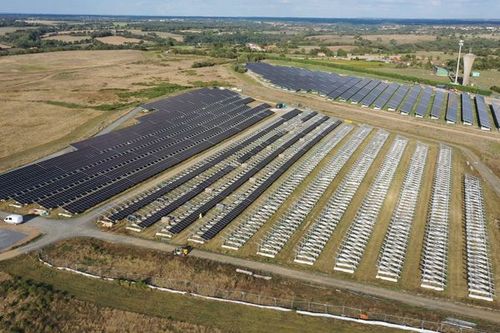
{"left": 37, "top": 251, "right": 486, "bottom": 333}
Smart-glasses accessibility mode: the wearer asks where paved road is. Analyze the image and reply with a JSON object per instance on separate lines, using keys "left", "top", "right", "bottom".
{"left": 0, "top": 211, "right": 498, "bottom": 325}
{"left": 0, "top": 229, "right": 27, "bottom": 251}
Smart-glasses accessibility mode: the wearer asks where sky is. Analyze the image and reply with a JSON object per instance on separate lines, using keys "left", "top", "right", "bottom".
{"left": 1, "top": 0, "right": 499, "bottom": 19}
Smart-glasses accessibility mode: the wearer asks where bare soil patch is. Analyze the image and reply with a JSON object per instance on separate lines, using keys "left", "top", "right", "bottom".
{"left": 96, "top": 36, "right": 143, "bottom": 45}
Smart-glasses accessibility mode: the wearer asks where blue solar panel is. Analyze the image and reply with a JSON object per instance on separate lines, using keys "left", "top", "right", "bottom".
{"left": 446, "top": 92, "right": 459, "bottom": 123}
{"left": 373, "top": 83, "right": 399, "bottom": 109}
{"left": 430, "top": 90, "right": 446, "bottom": 119}
{"left": 400, "top": 86, "right": 422, "bottom": 115}
{"left": 415, "top": 87, "right": 433, "bottom": 118}
{"left": 350, "top": 80, "right": 380, "bottom": 104}
{"left": 386, "top": 85, "right": 410, "bottom": 111}
{"left": 461, "top": 93, "right": 474, "bottom": 125}
{"left": 0, "top": 89, "right": 274, "bottom": 213}
{"left": 491, "top": 103, "right": 500, "bottom": 130}
{"left": 328, "top": 77, "right": 360, "bottom": 99}
{"left": 475, "top": 96, "right": 491, "bottom": 130}
{"left": 360, "top": 82, "right": 388, "bottom": 107}
{"left": 338, "top": 78, "right": 371, "bottom": 101}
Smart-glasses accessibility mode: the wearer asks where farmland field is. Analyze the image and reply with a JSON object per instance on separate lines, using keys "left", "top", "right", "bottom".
{"left": 42, "top": 34, "right": 90, "bottom": 42}
{"left": 96, "top": 36, "right": 144, "bottom": 45}
{"left": 0, "top": 50, "right": 237, "bottom": 172}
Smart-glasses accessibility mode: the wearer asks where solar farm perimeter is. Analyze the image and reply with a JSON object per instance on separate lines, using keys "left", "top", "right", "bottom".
{"left": 1, "top": 84, "right": 499, "bottom": 308}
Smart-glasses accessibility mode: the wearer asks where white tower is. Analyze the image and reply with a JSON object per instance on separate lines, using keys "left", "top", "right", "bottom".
{"left": 462, "top": 51, "right": 476, "bottom": 86}
{"left": 454, "top": 40, "right": 464, "bottom": 84}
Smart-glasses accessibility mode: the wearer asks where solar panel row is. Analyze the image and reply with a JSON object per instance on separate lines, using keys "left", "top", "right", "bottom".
{"left": 0, "top": 88, "right": 274, "bottom": 214}
{"left": 107, "top": 110, "right": 302, "bottom": 223}
{"left": 461, "top": 93, "right": 474, "bottom": 125}
{"left": 415, "top": 87, "right": 433, "bottom": 118}
{"left": 475, "top": 96, "right": 491, "bottom": 130}
{"left": 491, "top": 103, "right": 500, "bottom": 130}
{"left": 247, "top": 62, "right": 498, "bottom": 131}
{"left": 400, "top": 86, "right": 422, "bottom": 115}
{"left": 167, "top": 116, "right": 331, "bottom": 235}
{"left": 446, "top": 93, "right": 459, "bottom": 124}
{"left": 200, "top": 120, "right": 341, "bottom": 240}
{"left": 430, "top": 91, "right": 446, "bottom": 119}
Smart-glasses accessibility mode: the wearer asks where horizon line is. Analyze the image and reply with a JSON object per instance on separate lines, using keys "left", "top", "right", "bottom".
{"left": 1, "top": 12, "right": 500, "bottom": 21}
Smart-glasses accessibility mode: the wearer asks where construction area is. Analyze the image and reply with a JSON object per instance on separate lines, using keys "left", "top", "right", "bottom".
{"left": 0, "top": 62, "right": 499, "bottom": 330}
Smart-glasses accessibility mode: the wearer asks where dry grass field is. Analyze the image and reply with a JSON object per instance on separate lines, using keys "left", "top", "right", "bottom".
{"left": 0, "top": 251, "right": 405, "bottom": 333}
{"left": 0, "top": 272, "right": 222, "bottom": 333}
{"left": 42, "top": 34, "right": 90, "bottom": 42}
{"left": 96, "top": 36, "right": 144, "bottom": 45}
{"left": 0, "top": 26, "right": 37, "bottom": 36}
{"left": 0, "top": 50, "right": 238, "bottom": 172}
{"left": 129, "top": 29, "right": 184, "bottom": 42}
{"left": 35, "top": 237, "right": 472, "bottom": 325}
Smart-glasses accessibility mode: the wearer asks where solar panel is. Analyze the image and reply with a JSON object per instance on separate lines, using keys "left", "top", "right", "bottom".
{"left": 386, "top": 85, "right": 410, "bottom": 111}
{"left": 0, "top": 88, "right": 273, "bottom": 214}
{"left": 350, "top": 80, "right": 381, "bottom": 104}
{"left": 415, "top": 87, "right": 433, "bottom": 118}
{"left": 461, "top": 93, "right": 474, "bottom": 125}
{"left": 446, "top": 92, "right": 459, "bottom": 124}
{"left": 360, "top": 82, "right": 388, "bottom": 107}
{"left": 400, "top": 86, "right": 422, "bottom": 115}
{"left": 338, "top": 78, "right": 371, "bottom": 101}
{"left": 430, "top": 90, "right": 447, "bottom": 119}
{"left": 491, "top": 103, "right": 500, "bottom": 130}
{"left": 167, "top": 116, "right": 330, "bottom": 235}
{"left": 327, "top": 77, "right": 360, "bottom": 100}
{"left": 373, "top": 83, "right": 399, "bottom": 109}
{"left": 199, "top": 121, "right": 340, "bottom": 241}
{"left": 475, "top": 96, "right": 491, "bottom": 130}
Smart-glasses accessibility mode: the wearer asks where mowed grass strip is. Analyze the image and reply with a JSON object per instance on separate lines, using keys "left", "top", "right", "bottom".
{"left": 0, "top": 255, "right": 397, "bottom": 333}
{"left": 399, "top": 143, "right": 438, "bottom": 290}
{"left": 354, "top": 139, "right": 414, "bottom": 282}
{"left": 313, "top": 131, "right": 394, "bottom": 275}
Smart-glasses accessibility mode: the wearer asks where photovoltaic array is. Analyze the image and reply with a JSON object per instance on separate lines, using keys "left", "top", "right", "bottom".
{"left": 0, "top": 88, "right": 273, "bottom": 214}
{"left": 247, "top": 62, "right": 498, "bottom": 131}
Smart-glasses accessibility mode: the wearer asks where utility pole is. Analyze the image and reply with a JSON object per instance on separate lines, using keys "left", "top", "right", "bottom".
{"left": 454, "top": 40, "right": 464, "bottom": 84}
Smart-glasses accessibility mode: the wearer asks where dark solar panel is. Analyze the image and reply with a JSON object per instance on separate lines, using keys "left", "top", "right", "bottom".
{"left": 338, "top": 78, "right": 371, "bottom": 101}
{"left": 0, "top": 88, "right": 274, "bottom": 214}
{"left": 400, "top": 86, "right": 422, "bottom": 115}
{"left": 373, "top": 83, "right": 399, "bottom": 109}
{"left": 475, "top": 96, "right": 491, "bottom": 130}
{"left": 430, "top": 90, "right": 447, "bottom": 119}
{"left": 491, "top": 103, "right": 500, "bottom": 129}
{"left": 350, "top": 80, "right": 380, "bottom": 104}
{"left": 167, "top": 116, "right": 331, "bottom": 235}
{"left": 461, "top": 93, "right": 474, "bottom": 125}
{"left": 386, "top": 85, "right": 410, "bottom": 111}
{"left": 199, "top": 120, "right": 341, "bottom": 240}
{"left": 415, "top": 87, "right": 433, "bottom": 118}
{"left": 446, "top": 92, "right": 459, "bottom": 123}
{"left": 360, "top": 82, "right": 388, "bottom": 107}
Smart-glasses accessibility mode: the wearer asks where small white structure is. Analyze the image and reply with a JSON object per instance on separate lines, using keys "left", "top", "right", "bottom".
{"left": 4, "top": 214, "right": 23, "bottom": 225}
